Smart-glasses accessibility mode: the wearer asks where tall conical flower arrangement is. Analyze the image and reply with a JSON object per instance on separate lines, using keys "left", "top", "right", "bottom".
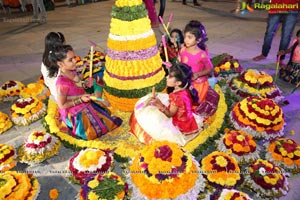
{"left": 104, "top": 0, "right": 166, "bottom": 111}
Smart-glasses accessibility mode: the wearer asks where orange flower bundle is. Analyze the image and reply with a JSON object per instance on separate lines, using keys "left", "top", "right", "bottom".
{"left": 230, "top": 96, "right": 284, "bottom": 139}
{"left": 245, "top": 159, "right": 289, "bottom": 198}
{"left": 128, "top": 141, "right": 205, "bottom": 199}
{"left": 266, "top": 137, "right": 300, "bottom": 173}
{"left": 201, "top": 151, "right": 241, "bottom": 187}
{"left": 216, "top": 129, "right": 260, "bottom": 163}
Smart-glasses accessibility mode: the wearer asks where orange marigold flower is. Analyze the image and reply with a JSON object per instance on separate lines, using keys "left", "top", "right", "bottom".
{"left": 272, "top": 153, "right": 282, "bottom": 161}
{"left": 49, "top": 189, "right": 59, "bottom": 200}
{"left": 283, "top": 157, "right": 294, "bottom": 166}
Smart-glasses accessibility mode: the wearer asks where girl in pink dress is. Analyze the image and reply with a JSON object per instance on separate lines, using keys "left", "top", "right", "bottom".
{"left": 178, "top": 20, "right": 213, "bottom": 103}
{"left": 48, "top": 45, "right": 122, "bottom": 140}
{"left": 278, "top": 29, "right": 300, "bottom": 85}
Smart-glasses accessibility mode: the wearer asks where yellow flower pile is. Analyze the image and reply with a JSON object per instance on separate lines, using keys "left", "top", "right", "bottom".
{"left": 0, "top": 111, "right": 13, "bottom": 134}
{"left": 245, "top": 159, "right": 289, "bottom": 198}
{"left": 231, "top": 96, "right": 284, "bottom": 139}
{"left": 11, "top": 97, "right": 47, "bottom": 126}
{"left": 230, "top": 69, "right": 282, "bottom": 100}
{"left": 18, "top": 131, "right": 61, "bottom": 165}
{"left": 217, "top": 129, "right": 260, "bottom": 164}
{"left": 0, "top": 144, "right": 16, "bottom": 172}
{"left": 20, "top": 82, "right": 50, "bottom": 101}
{"left": 0, "top": 80, "right": 25, "bottom": 102}
{"left": 79, "top": 149, "right": 105, "bottom": 168}
{"left": 201, "top": 151, "right": 241, "bottom": 187}
{"left": 0, "top": 171, "right": 40, "bottom": 200}
{"left": 129, "top": 141, "right": 204, "bottom": 199}
{"left": 266, "top": 137, "right": 300, "bottom": 172}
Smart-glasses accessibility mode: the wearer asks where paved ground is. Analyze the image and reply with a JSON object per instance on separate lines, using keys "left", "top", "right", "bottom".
{"left": 0, "top": 0, "right": 300, "bottom": 199}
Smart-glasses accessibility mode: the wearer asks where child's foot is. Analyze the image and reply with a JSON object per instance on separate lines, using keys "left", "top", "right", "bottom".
{"left": 253, "top": 54, "right": 266, "bottom": 61}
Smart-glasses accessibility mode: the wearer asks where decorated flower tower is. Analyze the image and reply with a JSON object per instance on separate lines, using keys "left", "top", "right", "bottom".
{"left": 104, "top": 0, "right": 166, "bottom": 111}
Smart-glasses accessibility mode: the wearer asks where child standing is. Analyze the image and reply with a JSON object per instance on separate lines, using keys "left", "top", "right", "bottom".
{"left": 278, "top": 29, "right": 300, "bottom": 85}
{"left": 130, "top": 63, "right": 204, "bottom": 146}
{"left": 178, "top": 20, "right": 213, "bottom": 103}
{"left": 48, "top": 44, "right": 122, "bottom": 140}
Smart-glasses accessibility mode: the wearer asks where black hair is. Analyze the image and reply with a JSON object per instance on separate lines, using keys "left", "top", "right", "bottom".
{"left": 169, "top": 62, "right": 199, "bottom": 103}
{"left": 184, "top": 20, "right": 208, "bottom": 50}
{"left": 47, "top": 45, "right": 73, "bottom": 77}
{"left": 42, "top": 32, "right": 66, "bottom": 77}
{"left": 168, "top": 28, "right": 184, "bottom": 47}
{"left": 296, "top": 29, "right": 300, "bottom": 37}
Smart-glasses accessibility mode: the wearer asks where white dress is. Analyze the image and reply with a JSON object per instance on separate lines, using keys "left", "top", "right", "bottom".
{"left": 132, "top": 93, "right": 204, "bottom": 146}
{"left": 41, "top": 62, "right": 58, "bottom": 102}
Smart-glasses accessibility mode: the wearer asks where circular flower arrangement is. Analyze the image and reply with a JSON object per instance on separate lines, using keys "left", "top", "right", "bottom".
{"left": 216, "top": 129, "right": 260, "bottom": 164}
{"left": 266, "top": 137, "right": 300, "bottom": 173}
{"left": 10, "top": 97, "right": 47, "bottom": 126}
{"left": 68, "top": 148, "right": 114, "bottom": 184}
{"left": 0, "top": 111, "right": 13, "bottom": 134}
{"left": 78, "top": 172, "right": 128, "bottom": 200}
{"left": 20, "top": 82, "right": 50, "bottom": 101}
{"left": 0, "top": 80, "right": 25, "bottom": 102}
{"left": 127, "top": 141, "right": 205, "bottom": 199}
{"left": 230, "top": 96, "right": 284, "bottom": 140}
{"left": 0, "top": 144, "right": 16, "bottom": 172}
{"left": 214, "top": 188, "right": 253, "bottom": 200}
{"left": 201, "top": 151, "right": 241, "bottom": 188}
{"left": 244, "top": 159, "right": 289, "bottom": 198}
{"left": 229, "top": 69, "right": 282, "bottom": 101}
{"left": 0, "top": 171, "right": 40, "bottom": 200}
{"left": 212, "top": 53, "right": 243, "bottom": 77}
{"left": 18, "top": 131, "right": 61, "bottom": 165}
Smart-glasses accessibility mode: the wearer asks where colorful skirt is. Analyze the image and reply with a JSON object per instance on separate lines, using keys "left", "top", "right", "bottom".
{"left": 279, "top": 62, "right": 300, "bottom": 85}
{"left": 64, "top": 100, "right": 122, "bottom": 140}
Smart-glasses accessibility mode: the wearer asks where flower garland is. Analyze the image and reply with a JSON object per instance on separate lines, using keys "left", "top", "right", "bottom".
{"left": 212, "top": 53, "right": 243, "bottom": 77}
{"left": 0, "top": 111, "right": 13, "bottom": 134}
{"left": 110, "top": 17, "right": 150, "bottom": 36}
{"left": 68, "top": 148, "right": 113, "bottom": 184}
{"left": 244, "top": 159, "right": 289, "bottom": 198}
{"left": 115, "top": 0, "right": 143, "bottom": 7}
{"left": 216, "top": 129, "right": 260, "bottom": 164}
{"left": 0, "top": 171, "right": 40, "bottom": 200}
{"left": 11, "top": 97, "right": 47, "bottom": 126}
{"left": 18, "top": 130, "right": 61, "bottom": 165}
{"left": 229, "top": 69, "right": 282, "bottom": 102}
{"left": 215, "top": 188, "right": 253, "bottom": 200}
{"left": 230, "top": 96, "right": 284, "bottom": 139}
{"left": 265, "top": 137, "right": 300, "bottom": 173}
{"left": 0, "top": 144, "right": 16, "bottom": 172}
{"left": 127, "top": 141, "right": 206, "bottom": 199}
{"left": 78, "top": 172, "right": 128, "bottom": 200}
{"left": 0, "top": 80, "right": 25, "bottom": 102}
{"left": 20, "top": 82, "right": 50, "bottom": 101}
{"left": 111, "top": 3, "right": 148, "bottom": 21}
{"left": 201, "top": 151, "right": 241, "bottom": 187}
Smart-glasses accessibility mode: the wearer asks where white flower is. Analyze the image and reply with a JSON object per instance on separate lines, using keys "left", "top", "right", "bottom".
{"left": 259, "top": 167, "right": 266, "bottom": 176}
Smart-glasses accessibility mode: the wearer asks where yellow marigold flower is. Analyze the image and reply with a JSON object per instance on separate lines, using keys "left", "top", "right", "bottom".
{"left": 216, "top": 156, "right": 228, "bottom": 167}
{"left": 233, "top": 62, "right": 239, "bottom": 68}
{"left": 88, "top": 179, "right": 99, "bottom": 189}
{"left": 290, "top": 130, "right": 295, "bottom": 135}
{"left": 88, "top": 191, "right": 99, "bottom": 200}
{"left": 294, "top": 150, "right": 300, "bottom": 157}
{"left": 287, "top": 152, "right": 294, "bottom": 159}
{"left": 49, "top": 189, "right": 59, "bottom": 200}
{"left": 214, "top": 67, "right": 220, "bottom": 73}
{"left": 236, "top": 135, "right": 245, "bottom": 142}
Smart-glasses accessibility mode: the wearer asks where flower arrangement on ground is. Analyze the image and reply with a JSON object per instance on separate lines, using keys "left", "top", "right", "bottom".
{"left": 78, "top": 172, "right": 128, "bottom": 200}
{"left": 213, "top": 188, "right": 253, "bottom": 200}
{"left": 229, "top": 69, "right": 282, "bottom": 101}
{"left": 0, "top": 144, "right": 16, "bottom": 172}
{"left": 127, "top": 141, "right": 205, "bottom": 199}
{"left": 265, "top": 137, "right": 300, "bottom": 173}
{"left": 244, "top": 159, "right": 289, "bottom": 199}
{"left": 10, "top": 97, "right": 47, "bottom": 126}
{"left": 0, "top": 111, "right": 13, "bottom": 134}
{"left": 0, "top": 80, "right": 25, "bottom": 102}
{"left": 201, "top": 151, "right": 241, "bottom": 188}
{"left": 212, "top": 53, "right": 243, "bottom": 78}
{"left": 216, "top": 129, "right": 260, "bottom": 164}
{"left": 0, "top": 170, "right": 40, "bottom": 200}
{"left": 230, "top": 96, "right": 284, "bottom": 140}
{"left": 68, "top": 148, "right": 114, "bottom": 184}
{"left": 20, "top": 82, "right": 50, "bottom": 101}
{"left": 18, "top": 130, "right": 61, "bottom": 165}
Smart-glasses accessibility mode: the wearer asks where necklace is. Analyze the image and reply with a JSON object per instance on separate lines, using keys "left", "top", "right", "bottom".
{"left": 60, "top": 70, "right": 80, "bottom": 83}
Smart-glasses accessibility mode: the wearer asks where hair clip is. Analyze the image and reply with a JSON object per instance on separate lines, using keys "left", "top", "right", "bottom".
{"left": 49, "top": 50, "right": 52, "bottom": 54}
{"left": 56, "top": 32, "right": 61, "bottom": 39}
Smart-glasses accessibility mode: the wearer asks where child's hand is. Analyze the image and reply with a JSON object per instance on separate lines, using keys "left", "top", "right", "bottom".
{"left": 81, "top": 94, "right": 91, "bottom": 103}
{"left": 149, "top": 97, "right": 163, "bottom": 108}
{"left": 277, "top": 50, "right": 285, "bottom": 56}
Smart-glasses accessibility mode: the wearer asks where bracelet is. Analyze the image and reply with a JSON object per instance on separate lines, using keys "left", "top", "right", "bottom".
{"left": 73, "top": 97, "right": 83, "bottom": 106}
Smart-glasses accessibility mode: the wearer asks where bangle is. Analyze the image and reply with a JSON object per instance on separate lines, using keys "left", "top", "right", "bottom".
{"left": 72, "top": 99, "right": 76, "bottom": 106}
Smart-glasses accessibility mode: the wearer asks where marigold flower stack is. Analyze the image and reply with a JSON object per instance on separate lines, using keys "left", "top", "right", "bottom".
{"left": 104, "top": 0, "right": 165, "bottom": 111}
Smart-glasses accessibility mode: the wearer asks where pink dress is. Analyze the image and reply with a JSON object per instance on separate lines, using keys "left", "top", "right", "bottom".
{"left": 56, "top": 74, "right": 122, "bottom": 140}
{"left": 179, "top": 47, "right": 213, "bottom": 102}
